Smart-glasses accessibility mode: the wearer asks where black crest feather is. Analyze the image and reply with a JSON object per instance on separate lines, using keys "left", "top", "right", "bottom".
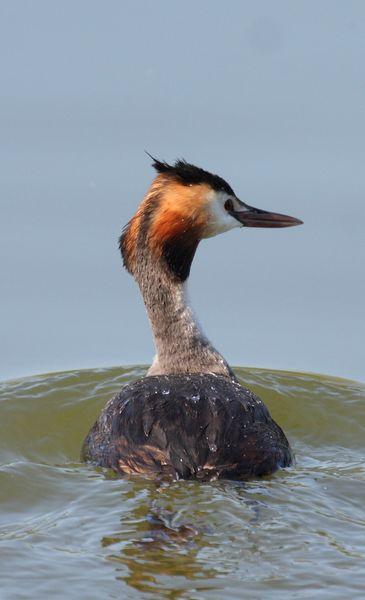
{"left": 146, "top": 153, "right": 234, "bottom": 196}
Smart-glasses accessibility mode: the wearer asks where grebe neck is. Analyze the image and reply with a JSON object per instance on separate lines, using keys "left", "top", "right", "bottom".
{"left": 136, "top": 256, "right": 233, "bottom": 378}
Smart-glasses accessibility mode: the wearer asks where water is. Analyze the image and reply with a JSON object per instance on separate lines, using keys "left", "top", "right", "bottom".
{"left": 1, "top": 2, "right": 365, "bottom": 383}
{"left": 1, "top": 366, "right": 364, "bottom": 599}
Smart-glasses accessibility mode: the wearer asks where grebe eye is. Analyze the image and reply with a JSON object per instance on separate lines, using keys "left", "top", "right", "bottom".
{"left": 224, "top": 199, "right": 233, "bottom": 212}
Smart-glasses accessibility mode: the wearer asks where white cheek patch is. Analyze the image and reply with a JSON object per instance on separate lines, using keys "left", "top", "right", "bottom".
{"left": 204, "top": 190, "right": 241, "bottom": 238}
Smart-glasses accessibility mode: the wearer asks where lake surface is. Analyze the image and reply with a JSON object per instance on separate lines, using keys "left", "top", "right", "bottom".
{"left": 1, "top": 365, "right": 364, "bottom": 599}
{"left": 1, "top": 3, "right": 365, "bottom": 383}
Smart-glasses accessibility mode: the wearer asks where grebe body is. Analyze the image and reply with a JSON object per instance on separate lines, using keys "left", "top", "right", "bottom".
{"left": 82, "top": 374, "right": 292, "bottom": 480}
{"left": 82, "top": 158, "right": 302, "bottom": 480}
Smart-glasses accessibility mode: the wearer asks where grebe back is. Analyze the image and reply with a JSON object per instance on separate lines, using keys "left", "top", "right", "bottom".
{"left": 82, "top": 157, "right": 302, "bottom": 480}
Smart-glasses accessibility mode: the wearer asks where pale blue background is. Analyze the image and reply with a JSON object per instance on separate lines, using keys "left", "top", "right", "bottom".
{"left": 1, "top": 1, "right": 364, "bottom": 381}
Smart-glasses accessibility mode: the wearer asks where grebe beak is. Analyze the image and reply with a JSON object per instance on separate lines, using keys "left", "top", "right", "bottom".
{"left": 231, "top": 199, "right": 303, "bottom": 228}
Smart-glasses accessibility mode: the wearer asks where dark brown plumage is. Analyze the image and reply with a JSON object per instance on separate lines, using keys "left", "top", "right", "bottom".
{"left": 82, "top": 374, "right": 292, "bottom": 480}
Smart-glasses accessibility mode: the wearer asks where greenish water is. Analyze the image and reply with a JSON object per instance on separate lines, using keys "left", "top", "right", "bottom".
{"left": 1, "top": 366, "right": 364, "bottom": 599}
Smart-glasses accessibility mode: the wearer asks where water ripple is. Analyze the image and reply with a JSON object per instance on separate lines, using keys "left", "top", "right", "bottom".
{"left": 0, "top": 366, "right": 364, "bottom": 598}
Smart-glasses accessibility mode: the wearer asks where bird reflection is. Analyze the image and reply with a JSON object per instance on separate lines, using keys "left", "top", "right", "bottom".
{"left": 100, "top": 477, "right": 266, "bottom": 596}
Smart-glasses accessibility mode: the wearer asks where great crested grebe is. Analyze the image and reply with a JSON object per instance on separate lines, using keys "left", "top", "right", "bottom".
{"left": 82, "top": 158, "right": 302, "bottom": 481}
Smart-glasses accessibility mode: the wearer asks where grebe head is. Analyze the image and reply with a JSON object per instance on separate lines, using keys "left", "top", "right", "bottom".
{"left": 120, "top": 157, "right": 303, "bottom": 281}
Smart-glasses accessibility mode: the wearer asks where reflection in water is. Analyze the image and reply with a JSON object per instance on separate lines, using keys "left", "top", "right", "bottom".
{"left": 102, "top": 481, "right": 222, "bottom": 596}
{"left": 100, "top": 476, "right": 294, "bottom": 596}
{"left": 0, "top": 366, "right": 364, "bottom": 598}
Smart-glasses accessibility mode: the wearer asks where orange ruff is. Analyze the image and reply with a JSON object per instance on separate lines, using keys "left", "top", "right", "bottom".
{"left": 148, "top": 180, "right": 209, "bottom": 253}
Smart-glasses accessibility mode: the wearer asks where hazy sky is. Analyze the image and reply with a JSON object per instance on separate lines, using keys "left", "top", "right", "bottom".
{"left": 1, "top": 1, "right": 364, "bottom": 381}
